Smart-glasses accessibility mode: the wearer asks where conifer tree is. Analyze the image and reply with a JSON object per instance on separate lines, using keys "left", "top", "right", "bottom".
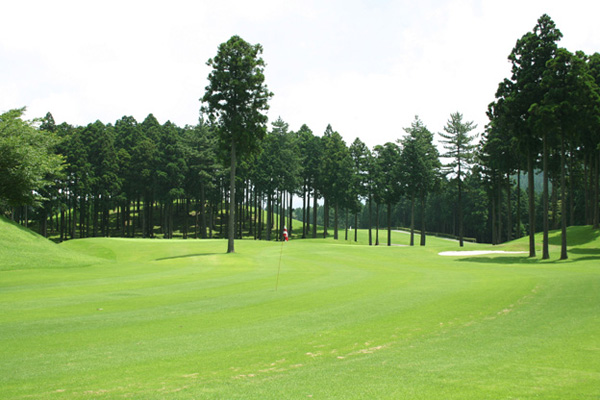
{"left": 439, "top": 112, "right": 477, "bottom": 247}
{"left": 202, "top": 35, "right": 273, "bottom": 253}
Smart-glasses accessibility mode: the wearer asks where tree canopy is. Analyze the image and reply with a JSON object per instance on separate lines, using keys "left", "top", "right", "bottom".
{"left": 0, "top": 108, "right": 63, "bottom": 209}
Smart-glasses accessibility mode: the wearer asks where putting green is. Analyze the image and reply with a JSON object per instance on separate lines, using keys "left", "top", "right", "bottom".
{"left": 1, "top": 218, "right": 599, "bottom": 399}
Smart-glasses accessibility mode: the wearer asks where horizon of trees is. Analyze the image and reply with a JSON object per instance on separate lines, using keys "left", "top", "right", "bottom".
{"left": 2, "top": 14, "right": 599, "bottom": 260}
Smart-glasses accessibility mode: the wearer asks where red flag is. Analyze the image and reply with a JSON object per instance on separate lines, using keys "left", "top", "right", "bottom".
{"left": 283, "top": 226, "right": 289, "bottom": 242}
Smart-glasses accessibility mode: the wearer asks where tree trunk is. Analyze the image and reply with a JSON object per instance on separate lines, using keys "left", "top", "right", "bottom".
{"left": 420, "top": 193, "right": 426, "bottom": 246}
{"left": 289, "top": 192, "right": 293, "bottom": 237}
{"left": 491, "top": 188, "right": 497, "bottom": 245}
{"left": 354, "top": 212, "right": 358, "bottom": 242}
{"left": 227, "top": 141, "right": 236, "bottom": 253}
{"left": 560, "top": 133, "right": 568, "bottom": 260}
{"left": 506, "top": 173, "right": 512, "bottom": 242}
{"left": 275, "top": 191, "right": 279, "bottom": 241}
{"left": 195, "top": 199, "right": 199, "bottom": 239}
{"left": 140, "top": 195, "right": 146, "bottom": 238}
{"left": 368, "top": 196, "right": 372, "bottom": 246}
{"left": 543, "top": 133, "right": 549, "bottom": 260}
{"left": 306, "top": 188, "right": 311, "bottom": 238}
{"left": 458, "top": 177, "right": 464, "bottom": 247}
{"left": 69, "top": 196, "right": 74, "bottom": 239}
{"left": 60, "top": 205, "right": 65, "bottom": 242}
{"left": 527, "top": 150, "right": 536, "bottom": 257}
{"left": 136, "top": 197, "right": 141, "bottom": 236}
{"left": 80, "top": 197, "right": 86, "bottom": 238}
{"left": 245, "top": 180, "right": 250, "bottom": 234}
{"left": 551, "top": 177, "right": 558, "bottom": 230}
{"left": 92, "top": 197, "right": 98, "bottom": 237}
{"left": 220, "top": 184, "right": 225, "bottom": 237}
{"left": 238, "top": 194, "right": 243, "bottom": 239}
{"left": 86, "top": 198, "right": 91, "bottom": 238}
{"left": 209, "top": 202, "right": 214, "bottom": 238}
{"left": 128, "top": 200, "right": 133, "bottom": 238}
{"left": 584, "top": 155, "right": 591, "bottom": 224}
{"left": 302, "top": 183, "right": 307, "bottom": 238}
{"left": 593, "top": 149, "right": 600, "bottom": 229}
{"left": 305, "top": 187, "right": 314, "bottom": 237}
{"left": 169, "top": 201, "right": 175, "bottom": 239}
{"left": 279, "top": 192, "right": 283, "bottom": 239}
{"left": 410, "top": 195, "right": 415, "bottom": 246}
{"left": 184, "top": 198, "right": 190, "bottom": 239}
{"left": 334, "top": 202, "right": 339, "bottom": 240}
{"left": 497, "top": 182, "right": 503, "bottom": 244}
{"left": 345, "top": 208, "right": 349, "bottom": 241}
{"left": 250, "top": 187, "right": 256, "bottom": 239}
{"left": 517, "top": 168, "right": 522, "bottom": 238}
{"left": 201, "top": 183, "right": 207, "bottom": 238}
{"left": 375, "top": 202, "right": 380, "bottom": 246}
{"left": 323, "top": 198, "right": 329, "bottom": 238}
{"left": 41, "top": 207, "right": 48, "bottom": 238}
{"left": 312, "top": 191, "right": 318, "bottom": 238}
{"left": 255, "top": 193, "right": 260, "bottom": 240}
{"left": 569, "top": 144, "right": 575, "bottom": 226}
{"left": 104, "top": 200, "right": 110, "bottom": 237}
{"left": 387, "top": 203, "right": 392, "bottom": 246}
{"left": 267, "top": 193, "right": 272, "bottom": 241}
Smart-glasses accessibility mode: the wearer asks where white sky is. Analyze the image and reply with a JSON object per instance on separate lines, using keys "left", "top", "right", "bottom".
{"left": 2, "top": 0, "right": 599, "bottom": 149}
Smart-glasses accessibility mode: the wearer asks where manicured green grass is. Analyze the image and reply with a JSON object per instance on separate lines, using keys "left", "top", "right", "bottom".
{"left": 1, "top": 217, "right": 599, "bottom": 399}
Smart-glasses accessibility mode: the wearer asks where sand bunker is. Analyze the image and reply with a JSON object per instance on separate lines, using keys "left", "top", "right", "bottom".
{"left": 438, "top": 250, "right": 528, "bottom": 256}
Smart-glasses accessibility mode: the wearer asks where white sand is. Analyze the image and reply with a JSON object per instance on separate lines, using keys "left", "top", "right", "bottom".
{"left": 438, "top": 250, "right": 528, "bottom": 256}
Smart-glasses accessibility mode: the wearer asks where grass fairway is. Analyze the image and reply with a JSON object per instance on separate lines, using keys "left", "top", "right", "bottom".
{"left": 1, "top": 218, "right": 600, "bottom": 399}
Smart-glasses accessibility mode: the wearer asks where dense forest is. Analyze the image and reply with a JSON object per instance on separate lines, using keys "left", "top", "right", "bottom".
{"left": 1, "top": 15, "right": 599, "bottom": 258}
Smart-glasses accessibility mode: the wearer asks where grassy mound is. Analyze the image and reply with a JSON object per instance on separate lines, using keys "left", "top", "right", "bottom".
{"left": 0, "top": 225, "right": 599, "bottom": 399}
{"left": 0, "top": 216, "right": 101, "bottom": 271}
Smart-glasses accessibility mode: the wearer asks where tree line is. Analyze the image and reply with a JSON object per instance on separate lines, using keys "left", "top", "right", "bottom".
{"left": 482, "top": 14, "right": 600, "bottom": 260}
{"left": 1, "top": 15, "right": 599, "bottom": 259}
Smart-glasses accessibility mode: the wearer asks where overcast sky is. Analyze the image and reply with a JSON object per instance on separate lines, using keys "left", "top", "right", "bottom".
{"left": 2, "top": 0, "right": 599, "bottom": 148}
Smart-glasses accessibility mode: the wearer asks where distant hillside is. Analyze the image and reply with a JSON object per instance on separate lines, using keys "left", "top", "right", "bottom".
{"left": 0, "top": 216, "right": 99, "bottom": 271}
{"left": 515, "top": 170, "right": 545, "bottom": 194}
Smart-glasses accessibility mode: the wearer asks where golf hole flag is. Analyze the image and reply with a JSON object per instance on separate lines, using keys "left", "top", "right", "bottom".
{"left": 283, "top": 226, "right": 289, "bottom": 242}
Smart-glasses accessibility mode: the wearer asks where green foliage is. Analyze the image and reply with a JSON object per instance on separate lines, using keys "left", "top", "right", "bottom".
{"left": 254, "top": 117, "right": 300, "bottom": 197}
{"left": 539, "top": 49, "right": 600, "bottom": 138}
{"left": 400, "top": 116, "right": 441, "bottom": 197}
{"left": 349, "top": 137, "right": 372, "bottom": 208}
{"left": 201, "top": 35, "right": 273, "bottom": 158}
{"left": 297, "top": 124, "right": 322, "bottom": 199}
{"left": 372, "top": 142, "right": 402, "bottom": 206}
{"left": 180, "top": 119, "right": 217, "bottom": 200}
{"left": 319, "top": 125, "right": 354, "bottom": 207}
{"left": 506, "top": 14, "right": 563, "bottom": 154}
{"left": 439, "top": 112, "right": 477, "bottom": 179}
{"left": 0, "top": 108, "right": 64, "bottom": 209}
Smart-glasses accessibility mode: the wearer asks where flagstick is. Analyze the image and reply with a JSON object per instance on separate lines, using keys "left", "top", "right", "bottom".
{"left": 275, "top": 239, "right": 284, "bottom": 291}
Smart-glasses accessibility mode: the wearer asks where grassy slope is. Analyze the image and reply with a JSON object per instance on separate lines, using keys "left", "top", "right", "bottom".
{"left": 1, "top": 218, "right": 599, "bottom": 399}
{"left": 0, "top": 216, "right": 101, "bottom": 271}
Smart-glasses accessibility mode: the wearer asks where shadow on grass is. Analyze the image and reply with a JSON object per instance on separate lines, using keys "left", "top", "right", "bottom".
{"left": 569, "top": 248, "right": 600, "bottom": 255}
{"left": 155, "top": 253, "right": 221, "bottom": 261}
{"left": 567, "top": 248, "right": 600, "bottom": 263}
{"left": 455, "top": 256, "right": 543, "bottom": 265}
